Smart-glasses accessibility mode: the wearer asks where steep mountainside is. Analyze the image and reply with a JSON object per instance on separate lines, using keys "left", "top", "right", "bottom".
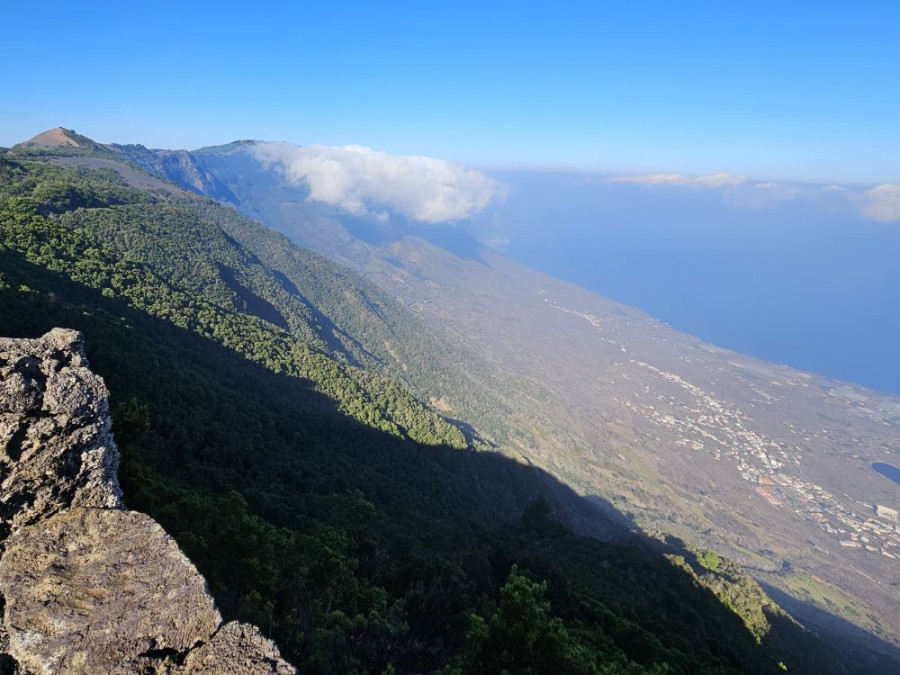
{"left": 108, "top": 142, "right": 238, "bottom": 202}
{"left": 0, "top": 328, "right": 293, "bottom": 674}
{"left": 15, "top": 132, "right": 542, "bottom": 457}
{"left": 138, "top": 139, "right": 900, "bottom": 666}
{"left": 0, "top": 135, "right": 863, "bottom": 672}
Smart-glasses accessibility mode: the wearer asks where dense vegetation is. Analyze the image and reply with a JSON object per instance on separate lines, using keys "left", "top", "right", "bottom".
{"left": 0, "top": 157, "right": 463, "bottom": 448}
{"left": 0, "top": 149, "right": 846, "bottom": 673}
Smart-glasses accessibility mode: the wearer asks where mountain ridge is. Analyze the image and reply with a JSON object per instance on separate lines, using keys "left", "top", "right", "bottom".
{"left": 127, "top": 134, "right": 900, "bottom": 663}
{"left": 5, "top": 129, "right": 896, "bottom": 672}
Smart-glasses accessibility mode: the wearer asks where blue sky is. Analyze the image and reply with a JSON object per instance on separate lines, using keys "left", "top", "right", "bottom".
{"left": 2, "top": 1, "right": 898, "bottom": 183}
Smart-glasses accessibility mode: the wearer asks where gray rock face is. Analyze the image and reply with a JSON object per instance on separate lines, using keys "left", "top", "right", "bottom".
{"left": 178, "top": 622, "right": 296, "bottom": 675}
{"left": 0, "top": 330, "right": 295, "bottom": 674}
{"left": 1, "top": 509, "right": 221, "bottom": 674}
{"left": 0, "top": 328, "right": 122, "bottom": 538}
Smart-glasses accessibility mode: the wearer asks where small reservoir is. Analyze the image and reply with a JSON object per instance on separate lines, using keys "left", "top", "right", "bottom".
{"left": 872, "top": 462, "right": 900, "bottom": 486}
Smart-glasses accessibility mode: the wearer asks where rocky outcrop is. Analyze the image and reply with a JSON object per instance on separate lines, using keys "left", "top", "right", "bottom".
{"left": 0, "top": 329, "right": 295, "bottom": 674}
{"left": 178, "top": 623, "right": 295, "bottom": 675}
{"left": 0, "top": 329, "right": 122, "bottom": 541}
{"left": 110, "top": 144, "right": 238, "bottom": 203}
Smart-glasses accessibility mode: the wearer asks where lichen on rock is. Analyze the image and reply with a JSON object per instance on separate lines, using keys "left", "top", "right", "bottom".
{"left": 0, "top": 328, "right": 122, "bottom": 537}
{"left": 0, "top": 329, "right": 295, "bottom": 674}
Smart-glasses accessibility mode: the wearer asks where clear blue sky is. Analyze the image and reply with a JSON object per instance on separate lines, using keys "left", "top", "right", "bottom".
{"left": 2, "top": 1, "right": 898, "bottom": 183}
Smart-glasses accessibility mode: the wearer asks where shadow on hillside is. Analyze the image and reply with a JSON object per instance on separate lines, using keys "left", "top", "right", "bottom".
{"left": 760, "top": 581, "right": 900, "bottom": 673}
{"left": 341, "top": 214, "right": 405, "bottom": 247}
{"left": 1, "top": 251, "right": 897, "bottom": 674}
{"left": 336, "top": 213, "right": 488, "bottom": 263}
{"left": 409, "top": 223, "right": 487, "bottom": 262}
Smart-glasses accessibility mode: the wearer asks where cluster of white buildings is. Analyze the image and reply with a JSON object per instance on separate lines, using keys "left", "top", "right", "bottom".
{"left": 620, "top": 361, "right": 900, "bottom": 561}
{"left": 536, "top": 293, "right": 900, "bottom": 562}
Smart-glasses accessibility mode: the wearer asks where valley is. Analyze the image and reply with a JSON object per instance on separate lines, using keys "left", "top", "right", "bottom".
{"left": 3, "top": 130, "right": 899, "bottom": 672}
{"left": 5, "top": 4, "right": 899, "bottom": 673}
{"left": 157, "top": 140, "right": 900, "bottom": 660}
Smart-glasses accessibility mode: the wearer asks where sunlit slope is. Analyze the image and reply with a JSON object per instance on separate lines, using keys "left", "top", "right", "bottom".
{"left": 175, "top": 140, "right": 900, "bottom": 664}
{"left": 0, "top": 139, "right": 861, "bottom": 673}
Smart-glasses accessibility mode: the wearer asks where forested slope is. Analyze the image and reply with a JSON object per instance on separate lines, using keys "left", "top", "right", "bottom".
{"left": 0, "top": 146, "right": 855, "bottom": 673}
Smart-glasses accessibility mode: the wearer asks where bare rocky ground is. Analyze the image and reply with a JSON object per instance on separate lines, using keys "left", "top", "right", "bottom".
{"left": 0, "top": 329, "right": 294, "bottom": 674}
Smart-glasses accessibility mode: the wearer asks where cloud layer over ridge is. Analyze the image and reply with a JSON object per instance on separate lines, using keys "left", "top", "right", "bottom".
{"left": 612, "top": 172, "right": 748, "bottom": 187}
{"left": 612, "top": 172, "right": 900, "bottom": 222}
{"left": 862, "top": 184, "right": 900, "bottom": 222}
{"left": 250, "top": 142, "right": 500, "bottom": 223}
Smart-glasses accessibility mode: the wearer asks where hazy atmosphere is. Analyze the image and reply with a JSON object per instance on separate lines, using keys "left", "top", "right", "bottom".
{"left": 3, "top": 2, "right": 899, "bottom": 181}
{"left": 4, "top": 2, "right": 898, "bottom": 393}
{"left": 3, "top": 2, "right": 900, "bottom": 674}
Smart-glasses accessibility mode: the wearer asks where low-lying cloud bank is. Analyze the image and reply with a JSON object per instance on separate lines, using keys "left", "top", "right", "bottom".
{"left": 613, "top": 172, "right": 900, "bottom": 222}
{"left": 612, "top": 172, "right": 748, "bottom": 188}
{"left": 251, "top": 142, "right": 500, "bottom": 223}
{"left": 862, "top": 184, "right": 900, "bottom": 222}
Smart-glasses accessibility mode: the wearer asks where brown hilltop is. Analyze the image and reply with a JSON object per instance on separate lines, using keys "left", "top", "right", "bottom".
{"left": 21, "top": 127, "right": 82, "bottom": 148}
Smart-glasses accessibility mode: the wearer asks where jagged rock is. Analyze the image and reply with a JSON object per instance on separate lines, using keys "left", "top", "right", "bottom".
{"left": 178, "top": 622, "right": 296, "bottom": 674}
{"left": 0, "top": 330, "right": 295, "bottom": 674}
{"left": 0, "top": 328, "right": 122, "bottom": 538}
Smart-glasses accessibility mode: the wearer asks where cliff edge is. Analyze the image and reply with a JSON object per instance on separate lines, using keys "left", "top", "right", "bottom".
{"left": 0, "top": 329, "right": 295, "bottom": 674}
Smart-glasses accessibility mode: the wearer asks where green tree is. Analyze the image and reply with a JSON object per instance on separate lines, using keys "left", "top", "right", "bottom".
{"left": 455, "top": 566, "right": 597, "bottom": 674}
{"left": 111, "top": 397, "right": 151, "bottom": 446}
{"left": 697, "top": 550, "right": 721, "bottom": 573}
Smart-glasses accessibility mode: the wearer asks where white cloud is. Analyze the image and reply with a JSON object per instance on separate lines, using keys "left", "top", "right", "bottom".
{"left": 484, "top": 236, "right": 511, "bottom": 251}
{"left": 609, "top": 171, "right": 900, "bottom": 219}
{"left": 610, "top": 172, "right": 859, "bottom": 211}
{"left": 861, "top": 184, "right": 900, "bottom": 222}
{"left": 693, "top": 173, "right": 750, "bottom": 187}
{"left": 612, "top": 172, "right": 748, "bottom": 187}
{"left": 611, "top": 173, "right": 691, "bottom": 185}
{"left": 250, "top": 142, "right": 500, "bottom": 223}
{"left": 723, "top": 181, "right": 804, "bottom": 209}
